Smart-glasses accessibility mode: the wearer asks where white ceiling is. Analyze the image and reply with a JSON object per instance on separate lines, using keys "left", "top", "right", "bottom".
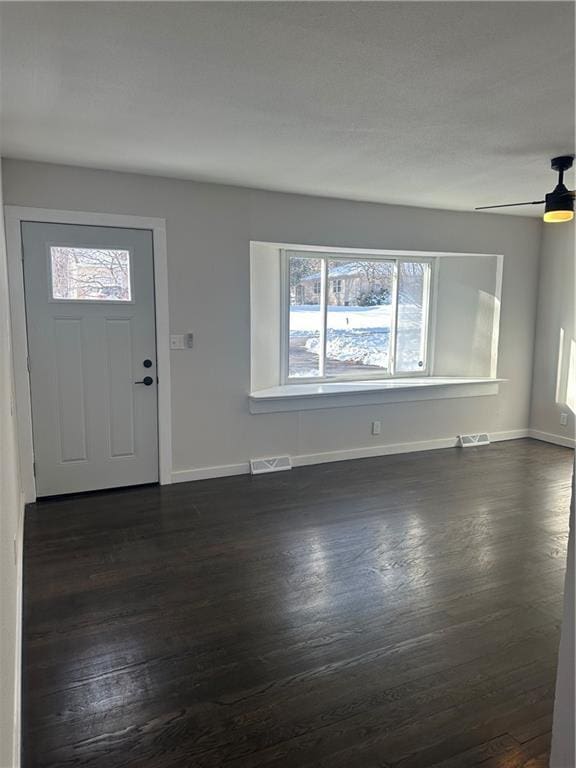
{"left": 0, "top": 2, "right": 574, "bottom": 215}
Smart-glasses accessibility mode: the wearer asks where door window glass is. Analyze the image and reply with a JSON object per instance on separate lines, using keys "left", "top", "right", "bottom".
{"left": 50, "top": 247, "right": 131, "bottom": 301}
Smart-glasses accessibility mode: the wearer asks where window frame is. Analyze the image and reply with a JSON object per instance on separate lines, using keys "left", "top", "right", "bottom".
{"left": 280, "top": 249, "right": 436, "bottom": 384}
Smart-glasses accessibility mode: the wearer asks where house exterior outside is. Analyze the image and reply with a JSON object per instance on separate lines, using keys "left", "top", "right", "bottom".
{"left": 295, "top": 261, "right": 393, "bottom": 306}
{"left": 51, "top": 247, "right": 131, "bottom": 301}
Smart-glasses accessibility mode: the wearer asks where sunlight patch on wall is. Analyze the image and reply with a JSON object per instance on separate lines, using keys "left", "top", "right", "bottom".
{"left": 566, "top": 338, "right": 576, "bottom": 414}
{"left": 555, "top": 327, "right": 576, "bottom": 414}
{"left": 472, "top": 289, "right": 498, "bottom": 378}
{"left": 555, "top": 327, "right": 565, "bottom": 405}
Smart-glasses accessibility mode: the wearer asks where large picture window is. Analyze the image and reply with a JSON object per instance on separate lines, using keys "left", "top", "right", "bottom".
{"left": 285, "top": 251, "right": 432, "bottom": 381}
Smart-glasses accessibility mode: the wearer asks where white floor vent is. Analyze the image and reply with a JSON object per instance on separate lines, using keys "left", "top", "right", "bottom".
{"left": 250, "top": 456, "right": 292, "bottom": 475}
{"left": 458, "top": 433, "right": 490, "bottom": 448}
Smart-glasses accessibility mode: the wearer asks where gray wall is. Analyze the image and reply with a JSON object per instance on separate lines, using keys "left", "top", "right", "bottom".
{"left": 2, "top": 159, "right": 542, "bottom": 476}
{"left": 531, "top": 212, "right": 575, "bottom": 767}
{"left": 0, "top": 159, "right": 23, "bottom": 768}
{"left": 530, "top": 223, "right": 576, "bottom": 441}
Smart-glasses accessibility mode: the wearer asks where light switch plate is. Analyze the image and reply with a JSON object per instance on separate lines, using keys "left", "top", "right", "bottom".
{"left": 170, "top": 334, "right": 185, "bottom": 350}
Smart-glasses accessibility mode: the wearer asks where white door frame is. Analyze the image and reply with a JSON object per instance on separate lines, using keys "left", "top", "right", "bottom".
{"left": 4, "top": 206, "right": 172, "bottom": 502}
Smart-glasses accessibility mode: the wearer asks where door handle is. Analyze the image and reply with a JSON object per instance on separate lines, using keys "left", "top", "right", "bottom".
{"left": 135, "top": 376, "right": 154, "bottom": 386}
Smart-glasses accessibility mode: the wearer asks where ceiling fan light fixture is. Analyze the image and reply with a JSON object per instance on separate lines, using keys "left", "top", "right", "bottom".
{"left": 543, "top": 183, "right": 574, "bottom": 223}
{"left": 543, "top": 210, "right": 574, "bottom": 223}
{"left": 476, "top": 155, "right": 574, "bottom": 220}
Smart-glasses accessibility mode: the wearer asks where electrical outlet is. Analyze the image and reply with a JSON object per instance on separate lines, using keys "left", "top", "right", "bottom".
{"left": 372, "top": 420, "right": 381, "bottom": 436}
{"left": 170, "top": 334, "right": 185, "bottom": 350}
{"left": 560, "top": 412, "right": 568, "bottom": 427}
{"left": 170, "top": 333, "right": 193, "bottom": 350}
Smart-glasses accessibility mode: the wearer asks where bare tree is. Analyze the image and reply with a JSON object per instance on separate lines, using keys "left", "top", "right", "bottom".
{"left": 52, "top": 248, "right": 130, "bottom": 299}
{"left": 354, "top": 261, "right": 394, "bottom": 291}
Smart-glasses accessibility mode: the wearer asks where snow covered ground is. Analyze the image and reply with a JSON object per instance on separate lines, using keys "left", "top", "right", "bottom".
{"left": 289, "top": 305, "right": 392, "bottom": 334}
{"left": 289, "top": 304, "right": 422, "bottom": 373}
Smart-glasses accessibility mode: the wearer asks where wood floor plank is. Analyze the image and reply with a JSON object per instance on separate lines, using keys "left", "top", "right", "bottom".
{"left": 419, "top": 734, "right": 520, "bottom": 768}
{"left": 476, "top": 732, "right": 552, "bottom": 767}
{"left": 508, "top": 713, "right": 554, "bottom": 744}
{"left": 23, "top": 439, "right": 573, "bottom": 767}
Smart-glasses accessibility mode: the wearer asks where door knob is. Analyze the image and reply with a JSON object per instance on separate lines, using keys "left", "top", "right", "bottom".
{"left": 135, "top": 376, "right": 154, "bottom": 386}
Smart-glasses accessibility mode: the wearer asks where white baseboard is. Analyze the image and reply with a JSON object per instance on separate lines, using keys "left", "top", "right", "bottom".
{"left": 490, "top": 428, "right": 531, "bottom": 442}
{"left": 528, "top": 429, "right": 576, "bottom": 449}
{"left": 170, "top": 429, "right": 531, "bottom": 483}
{"left": 293, "top": 429, "right": 529, "bottom": 468}
{"left": 171, "top": 462, "right": 250, "bottom": 483}
{"left": 293, "top": 436, "right": 459, "bottom": 467}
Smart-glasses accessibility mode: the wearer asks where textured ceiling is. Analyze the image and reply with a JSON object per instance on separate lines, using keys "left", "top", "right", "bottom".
{"left": 0, "top": 2, "right": 574, "bottom": 214}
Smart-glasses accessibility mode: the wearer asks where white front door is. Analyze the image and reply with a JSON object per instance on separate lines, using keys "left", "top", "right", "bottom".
{"left": 22, "top": 222, "right": 159, "bottom": 496}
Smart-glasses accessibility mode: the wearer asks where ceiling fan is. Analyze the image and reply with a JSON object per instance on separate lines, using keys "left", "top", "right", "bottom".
{"left": 476, "top": 155, "right": 575, "bottom": 222}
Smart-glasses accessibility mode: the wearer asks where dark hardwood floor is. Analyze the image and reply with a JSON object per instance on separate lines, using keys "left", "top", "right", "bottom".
{"left": 23, "top": 438, "right": 573, "bottom": 768}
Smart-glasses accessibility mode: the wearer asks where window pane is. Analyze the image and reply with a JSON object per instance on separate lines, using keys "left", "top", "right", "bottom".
{"left": 395, "top": 261, "right": 430, "bottom": 372}
{"left": 325, "top": 259, "right": 393, "bottom": 376}
{"left": 288, "top": 256, "right": 323, "bottom": 378}
{"left": 50, "top": 247, "right": 131, "bottom": 301}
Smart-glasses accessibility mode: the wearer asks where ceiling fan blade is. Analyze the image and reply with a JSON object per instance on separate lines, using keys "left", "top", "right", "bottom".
{"left": 475, "top": 200, "right": 545, "bottom": 210}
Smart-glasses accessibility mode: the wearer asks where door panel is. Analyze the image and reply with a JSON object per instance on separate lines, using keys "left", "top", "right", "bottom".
{"left": 53, "top": 317, "right": 88, "bottom": 462}
{"left": 105, "top": 318, "right": 136, "bottom": 458}
{"left": 22, "top": 222, "right": 158, "bottom": 496}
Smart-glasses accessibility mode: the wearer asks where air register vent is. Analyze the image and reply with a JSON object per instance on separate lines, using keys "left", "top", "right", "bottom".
{"left": 250, "top": 456, "right": 292, "bottom": 475}
{"left": 458, "top": 433, "right": 490, "bottom": 448}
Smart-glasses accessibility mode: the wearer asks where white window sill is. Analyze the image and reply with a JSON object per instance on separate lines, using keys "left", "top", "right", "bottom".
{"left": 249, "top": 377, "right": 505, "bottom": 413}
